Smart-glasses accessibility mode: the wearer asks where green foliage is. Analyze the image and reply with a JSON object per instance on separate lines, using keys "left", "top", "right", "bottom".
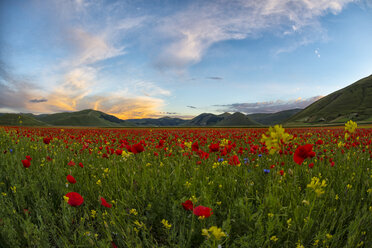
{"left": 0, "top": 127, "right": 371, "bottom": 247}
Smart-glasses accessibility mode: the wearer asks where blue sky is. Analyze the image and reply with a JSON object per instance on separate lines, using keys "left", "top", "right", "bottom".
{"left": 0, "top": 0, "right": 371, "bottom": 119}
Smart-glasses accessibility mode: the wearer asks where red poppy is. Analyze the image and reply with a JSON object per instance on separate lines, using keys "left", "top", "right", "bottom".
{"left": 68, "top": 161, "right": 75, "bottom": 167}
{"left": 193, "top": 205, "right": 213, "bottom": 218}
{"left": 22, "top": 159, "right": 31, "bottom": 168}
{"left": 293, "top": 144, "right": 316, "bottom": 165}
{"left": 115, "top": 149, "right": 122, "bottom": 156}
{"left": 66, "top": 175, "right": 76, "bottom": 184}
{"left": 209, "top": 143, "right": 220, "bottom": 153}
{"left": 65, "top": 192, "right": 84, "bottom": 207}
{"left": 191, "top": 141, "right": 199, "bottom": 152}
{"left": 100, "top": 197, "right": 112, "bottom": 208}
{"left": 131, "top": 143, "right": 144, "bottom": 154}
{"left": 182, "top": 200, "right": 194, "bottom": 211}
{"left": 79, "top": 162, "right": 84, "bottom": 168}
{"left": 26, "top": 155, "right": 32, "bottom": 161}
{"left": 229, "top": 155, "right": 240, "bottom": 166}
{"left": 280, "top": 170, "right": 284, "bottom": 176}
{"left": 308, "top": 162, "right": 314, "bottom": 168}
{"left": 43, "top": 137, "right": 51, "bottom": 144}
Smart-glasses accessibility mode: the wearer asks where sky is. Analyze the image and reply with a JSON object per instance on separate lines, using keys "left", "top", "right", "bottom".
{"left": 0, "top": 0, "right": 371, "bottom": 119}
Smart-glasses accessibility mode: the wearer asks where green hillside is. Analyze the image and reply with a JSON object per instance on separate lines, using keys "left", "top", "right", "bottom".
{"left": 35, "top": 109, "right": 133, "bottom": 127}
{"left": 216, "top": 112, "right": 260, "bottom": 126}
{"left": 0, "top": 113, "right": 48, "bottom": 126}
{"left": 287, "top": 74, "right": 372, "bottom": 124}
{"left": 185, "top": 113, "right": 225, "bottom": 126}
{"left": 248, "top": 109, "right": 302, "bottom": 125}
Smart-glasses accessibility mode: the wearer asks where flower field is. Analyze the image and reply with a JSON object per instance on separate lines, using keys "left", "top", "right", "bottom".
{"left": 0, "top": 124, "right": 371, "bottom": 247}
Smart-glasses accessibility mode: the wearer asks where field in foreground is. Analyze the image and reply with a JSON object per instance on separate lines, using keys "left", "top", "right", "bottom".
{"left": 0, "top": 125, "right": 371, "bottom": 247}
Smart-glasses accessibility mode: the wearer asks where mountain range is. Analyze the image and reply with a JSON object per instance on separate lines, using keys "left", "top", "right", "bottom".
{"left": 0, "top": 74, "right": 371, "bottom": 127}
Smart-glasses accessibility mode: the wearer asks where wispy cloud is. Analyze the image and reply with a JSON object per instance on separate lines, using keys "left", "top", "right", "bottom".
{"left": 215, "top": 96, "right": 323, "bottom": 114}
{"left": 29, "top": 98, "right": 48, "bottom": 103}
{"left": 206, "top": 76, "right": 223, "bottom": 80}
{"left": 154, "top": 0, "right": 352, "bottom": 70}
{"left": 187, "top": 105, "right": 197, "bottom": 109}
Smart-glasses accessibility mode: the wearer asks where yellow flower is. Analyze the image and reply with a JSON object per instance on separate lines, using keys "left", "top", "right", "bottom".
{"left": 268, "top": 213, "right": 274, "bottom": 218}
{"left": 63, "top": 196, "right": 69, "bottom": 202}
{"left": 91, "top": 210, "right": 97, "bottom": 218}
{"left": 134, "top": 220, "right": 145, "bottom": 228}
{"left": 216, "top": 201, "right": 222, "bottom": 205}
{"left": 307, "top": 177, "right": 327, "bottom": 197}
{"left": 202, "top": 226, "right": 226, "bottom": 240}
{"left": 326, "top": 233, "right": 333, "bottom": 239}
{"left": 189, "top": 195, "right": 198, "bottom": 203}
{"left": 287, "top": 218, "right": 292, "bottom": 228}
{"left": 270, "top": 236, "right": 278, "bottom": 242}
{"left": 2, "top": 192, "right": 7, "bottom": 196}
{"left": 96, "top": 179, "right": 101, "bottom": 186}
{"left": 201, "top": 228, "right": 210, "bottom": 238}
{"left": 220, "top": 139, "right": 229, "bottom": 147}
{"left": 296, "top": 241, "right": 304, "bottom": 248}
{"left": 345, "top": 120, "right": 357, "bottom": 133}
{"left": 10, "top": 186, "right": 16, "bottom": 193}
{"left": 261, "top": 125, "right": 293, "bottom": 155}
{"left": 346, "top": 184, "right": 352, "bottom": 190}
{"left": 335, "top": 194, "right": 339, "bottom": 200}
{"left": 184, "top": 142, "right": 192, "bottom": 149}
{"left": 161, "top": 219, "right": 171, "bottom": 229}
{"left": 184, "top": 181, "right": 191, "bottom": 188}
{"left": 129, "top": 209, "right": 138, "bottom": 216}
{"left": 313, "top": 239, "right": 319, "bottom": 246}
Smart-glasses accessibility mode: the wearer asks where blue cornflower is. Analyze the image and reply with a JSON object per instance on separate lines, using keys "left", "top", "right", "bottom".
{"left": 218, "top": 158, "right": 224, "bottom": 162}
{"left": 264, "top": 169, "right": 270, "bottom": 174}
{"left": 9, "top": 149, "right": 13, "bottom": 153}
{"left": 258, "top": 154, "right": 262, "bottom": 157}
{"left": 244, "top": 158, "right": 249, "bottom": 164}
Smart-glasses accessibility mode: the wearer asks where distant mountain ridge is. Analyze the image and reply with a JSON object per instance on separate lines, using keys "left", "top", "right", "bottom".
{"left": 0, "top": 109, "right": 299, "bottom": 127}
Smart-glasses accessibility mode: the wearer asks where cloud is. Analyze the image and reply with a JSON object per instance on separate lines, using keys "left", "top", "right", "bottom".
{"left": 154, "top": 0, "right": 352, "bottom": 70}
{"left": 314, "top": 48, "right": 321, "bottom": 58}
{"left": 0, "top": 61, "right": 40, "bottom": 112}
{"left": 206, "top": 76, "right": 223, "bottom": 80}
{"left": 215, "top": 96, "right": 323, "bottom": 114}
{"left": 187, "top": 105, "right": 197, "bottom": 109}
{"left": 0, "top": 59, "right": 169, "bottom": 118}
{"left": 63, "top": 28, "right": 126, "bottom": 67}
{"left": 29, "top": 98, "right": 48, "bottom": 103}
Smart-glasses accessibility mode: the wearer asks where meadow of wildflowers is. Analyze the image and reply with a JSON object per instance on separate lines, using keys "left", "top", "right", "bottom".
{"left": 0, "top": 122, "right": 371, "bottom": 247}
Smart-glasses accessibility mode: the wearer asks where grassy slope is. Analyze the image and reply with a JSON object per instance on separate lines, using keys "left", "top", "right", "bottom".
{"left": 184, "top": 113, "right": 225, "bottom": 126}
{"left": 0, "top": 114, "right": 48, "bottom": 126}
{"left": 216, "top": 112, "right": 260, "bottom": 126}
{"left": 35, "top": 109, "right": 133, "bottom": 127}
{"left": 287, "top": 74, "right": 372, "bottom": 124}
{"left": 248, "top": 109, "right": 302, "bottom": 125}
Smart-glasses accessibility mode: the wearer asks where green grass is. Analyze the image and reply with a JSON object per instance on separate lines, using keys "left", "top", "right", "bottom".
{"left": 287, "top": 74, "right": 372, "bottom": 124}
{"left": 0, "top": 114, "right": 48, "bottom": 126}
{"left": 0, "top": 126, "right": 371, "bottom": 247}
